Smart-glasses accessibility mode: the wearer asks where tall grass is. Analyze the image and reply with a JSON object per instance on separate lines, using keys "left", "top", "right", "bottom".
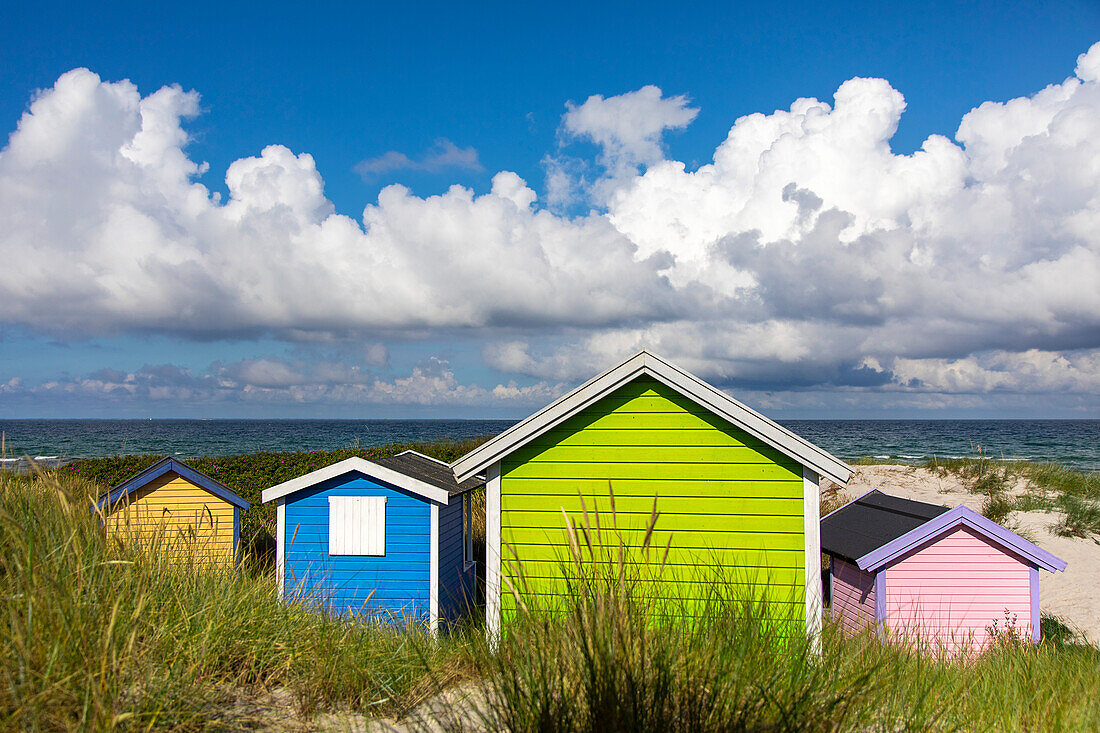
{"left": 0, "top": 467, "right": 467, "bottom": 729}
{"left": 5, "top": 464, "right": 1100, "bottom": 730}
{"left": 463, "top": 489, "right": 1100, "bottom": 732}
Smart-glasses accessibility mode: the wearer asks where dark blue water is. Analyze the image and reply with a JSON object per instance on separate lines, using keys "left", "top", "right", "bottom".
{"left": 0, "top": 419, "right": 1097, "bottom": 471}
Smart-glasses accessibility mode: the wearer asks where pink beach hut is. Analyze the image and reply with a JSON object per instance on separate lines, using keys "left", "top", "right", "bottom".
{"left": 821, "top": 490, "right": 1066, "bottom": 653}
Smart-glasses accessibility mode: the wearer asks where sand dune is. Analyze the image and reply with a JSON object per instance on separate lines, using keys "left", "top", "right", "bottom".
{"left": 828, "top": 465, "right": 1100, "bottom": 646}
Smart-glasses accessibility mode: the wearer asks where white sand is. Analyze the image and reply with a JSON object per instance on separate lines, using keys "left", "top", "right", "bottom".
{"left": 826, "top": 465, "right": 1100, "bottom": 646}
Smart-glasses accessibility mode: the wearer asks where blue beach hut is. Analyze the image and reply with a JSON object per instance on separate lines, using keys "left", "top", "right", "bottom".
{"left": 261, "top": 451, "right": 482, "bottom": 632}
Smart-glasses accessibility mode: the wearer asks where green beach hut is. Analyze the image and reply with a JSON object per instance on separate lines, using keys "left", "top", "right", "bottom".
{"left": 452, "top": 350, "right": 853, "bottom": 640}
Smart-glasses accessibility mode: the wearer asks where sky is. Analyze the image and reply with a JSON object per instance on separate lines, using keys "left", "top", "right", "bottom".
{"left": 0, "top": 1, "right": 1098, "bottom": 419}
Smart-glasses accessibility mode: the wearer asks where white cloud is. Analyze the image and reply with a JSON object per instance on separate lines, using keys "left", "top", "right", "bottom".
{"left": 547, "top": 85, "right": 699, "bottom": 206}
{"left": 355, "top": 138, "right": 483, "bottom": 177}
{"left": 2, "top": 356, "right": 565, "bottom": 409}
{"left": 2, "top": 44, "right": 1100, "bottom": 406}
{"left": 562, "top": 85, "right": 698, "bottom": 172}
{"left": 891, "top": 350, "right": 1100, "bottom": 394}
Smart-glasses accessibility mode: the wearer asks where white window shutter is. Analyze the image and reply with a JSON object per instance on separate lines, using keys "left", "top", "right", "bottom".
{"left": 329, "top": 496, "right": 386, "bottom": 556}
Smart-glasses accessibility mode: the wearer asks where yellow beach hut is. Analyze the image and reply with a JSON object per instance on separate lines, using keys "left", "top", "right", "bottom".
{"left": 96, "top": 457, "right": 249, "bottom": 565}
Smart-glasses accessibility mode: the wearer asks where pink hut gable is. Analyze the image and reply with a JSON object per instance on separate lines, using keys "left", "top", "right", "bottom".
{"left": 821, "top": 491, "right": 1066, "bottom": 653}
{"left": 881, "top": 524, "right": 1034, "bottom": 652}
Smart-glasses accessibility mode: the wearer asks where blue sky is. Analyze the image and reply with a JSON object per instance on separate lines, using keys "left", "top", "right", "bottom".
{"left": 1, "top": 2, "right": 1098, "bottom": 418}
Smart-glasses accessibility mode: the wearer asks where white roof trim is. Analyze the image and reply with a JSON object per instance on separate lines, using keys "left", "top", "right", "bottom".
{"left": 261, "top": 456, "right": 450, "bottom": 505}
{"left": 394, "top": 449, "right": 450, "bottom": 467}
{"left": 451, "top": 350, "right": 853, "bottom": 486}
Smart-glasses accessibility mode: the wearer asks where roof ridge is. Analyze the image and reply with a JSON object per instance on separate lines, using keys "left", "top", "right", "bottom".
{"left": 452, "top": 349, "right": 853, "bottom": 485}
{"left": 393, "top": 449, "right": 449, "bottom": 467}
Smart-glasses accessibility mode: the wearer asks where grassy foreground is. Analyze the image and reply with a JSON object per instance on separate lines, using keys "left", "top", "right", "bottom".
{"left": 3, "top": 460, "right": 1100, "bottom": 730}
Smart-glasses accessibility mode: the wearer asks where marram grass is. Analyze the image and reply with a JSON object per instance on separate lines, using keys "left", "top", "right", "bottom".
{"left": 3, "top": 462, "right": 1100, "bottom": 730}
{"left": 0, "top": 467, "right": 468, "bottom": 730}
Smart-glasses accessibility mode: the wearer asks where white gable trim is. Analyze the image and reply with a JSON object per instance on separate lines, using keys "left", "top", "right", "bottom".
{"left": 452, "top": 350, "right": 853, "bottom": 486}
{"left": 261, "top": 456, "right": 450, "bottom": 505}
{"left": 396, "top": 449, "right": 450, "bottom": 467}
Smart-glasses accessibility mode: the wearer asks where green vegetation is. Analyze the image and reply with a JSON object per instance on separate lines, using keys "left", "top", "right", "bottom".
{"left": 0, "top": 467, "right": 474, "bottom": 729}
{"left": 59, "top": 437, "right": 491, "bottom": 564}
{"left": 473, "top": 495, "right": 1100, "bottom": 732}
{"left": 3, "top": 450, "right": 1099, "bottom": 730}
{"left": 925, "top": 454, "right": 1100, "bottom": 538}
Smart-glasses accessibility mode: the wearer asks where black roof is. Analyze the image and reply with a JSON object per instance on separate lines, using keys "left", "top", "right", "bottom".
{"left": 373, "top": 451, "right": 484, "bottom": 497}
{"left": 821, "top": 490, "right": 949, "bottom": 565}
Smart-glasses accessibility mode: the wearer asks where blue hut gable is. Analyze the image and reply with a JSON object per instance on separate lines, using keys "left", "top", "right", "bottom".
{"left": 262, "top": 451, "right": 482, "bottom": 632}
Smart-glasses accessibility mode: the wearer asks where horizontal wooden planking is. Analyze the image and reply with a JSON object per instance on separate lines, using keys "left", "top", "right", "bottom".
{"left": 502, "top": 493, "right": 802, "bottom": 516}
{"left": 502, "top": 527, "right": 805, "bottom": 552}
{"left": 500, "top": 477, "right": 803, "bottom": 499}
{"left": 888, "top": 561, "right": 1036, "bottom": 572}
{"left": 121, "top": 491, "right": 229, "bottom": 504}
{"left": 287, "top": 579, "right": 429, "bottom": 595}
{"left": 276, "top": 517, "right": 429, "bottom": 532}
{"left": 289, "top": 578, "right": 431, "bottom": 592}
{"left": 284, "top": 537, "right": 428, "bottom": 554}
{"left": 107, "top": 531, "right": 232, "bottom": 545}
{"left": 107, "top": 514, "right": 233, "bottom": 528}
{"left": 505, "top": 560, "right": 802, "bottom": 585}
{"left": 501, "top": 542, "right": 803, "bottom": 566}
{"left": 285, "top": 558, "right": 432, "bottom": 575}
{"left": 556, "top": 409, "right": 752, "bottom": 433}
{"left": 887, "top": 592, "right": 1032, "bottom": 603}
{"left": 513, "top": 445, "right": 801, "bottom": 467}
{"left": 527, "top": 428, "right": 775, "bottom": 449}
{"left": 108, "top": 499, "right": 233, "bottom": 510}
{"left": 500, "top": 589, "right": 803, "bottom": 610}
{"left": 107, "top": 531, "right": 232, "bottom": 540}
{"left": 111, "top": 497, "right": 233, "bottom": 510}
{"left": 503, "top": 461, "right": 801, "bottom": 481}
{"left": 503, "top": 510, "right": 804, "bottom": 534}
{"left": 280, "top": 502, "right": 427, "bottom": 518}
{"left": 107, "top": 514, "right": 233, "bottom": 527}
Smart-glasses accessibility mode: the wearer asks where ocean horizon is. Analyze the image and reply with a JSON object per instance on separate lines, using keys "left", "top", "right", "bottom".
{"left": 1, "top": 418, "right": 1097, "bottom": 472}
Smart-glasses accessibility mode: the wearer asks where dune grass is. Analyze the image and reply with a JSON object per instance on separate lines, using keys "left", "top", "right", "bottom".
{"left": 0, "top": 467, "right": 470, "bottom": 729}
{"left": 465, "top": 488, "right": 1100, "bottom": 733}
{"left": 925, "top": 454, "right": 1100, "bottom": 537}
{"left": 4, "top": 461, "right": 1100, "bottom": 730}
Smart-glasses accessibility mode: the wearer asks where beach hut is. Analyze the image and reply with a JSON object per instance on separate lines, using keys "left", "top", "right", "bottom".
{"left": 96, "top": 457, "right": 249, "bottom": 565}
{"left": 821, "top": 490, "right": 1067, "bottom": 652}
{"left": 451, "top": 350, "right": 854, "bottom": 641}
{"left": 261, "top": 450, "right": 482, "bottom": 632}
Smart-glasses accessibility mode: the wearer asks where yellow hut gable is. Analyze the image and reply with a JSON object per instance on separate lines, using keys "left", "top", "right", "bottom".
{"left": 96, "top": 458, "right": 250, "bottom": 565}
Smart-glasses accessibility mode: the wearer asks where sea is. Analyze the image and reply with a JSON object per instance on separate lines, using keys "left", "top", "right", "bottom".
{"left": 1, "top": 419, "right": 1098, "bottom": 472}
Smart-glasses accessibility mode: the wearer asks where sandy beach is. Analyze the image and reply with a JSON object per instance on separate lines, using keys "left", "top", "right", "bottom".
{"left": 827, "top": 465, "right": 1100, "bottom": 646}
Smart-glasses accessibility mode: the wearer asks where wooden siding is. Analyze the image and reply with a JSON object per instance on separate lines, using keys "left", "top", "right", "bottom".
{"left": 104, "top": 472, "right": 235, "bottom": 564}
{"left": 437, "top": 496, "right": 472, "bottom": 623}
{"left": 831, "top": 558, "right": 876, "bottom": 633}
{"left": 283, "top": 474, "right": 431, "bottom": 621}
{"left": 883, "top": 525, "right": 1033, "bottom": 653}
{"left": 500, "top": 375, "right": 806, "bottom": 619}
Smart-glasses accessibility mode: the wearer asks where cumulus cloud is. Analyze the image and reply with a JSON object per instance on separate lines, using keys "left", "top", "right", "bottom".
{"left": 2, "top": 44, "right": 1100, "bottom": 407}
{"left": 354, "top": 138, "right": 483, "bottom": 177}
{"left": 546, "top": 85, "right": 699, "bottom": 207}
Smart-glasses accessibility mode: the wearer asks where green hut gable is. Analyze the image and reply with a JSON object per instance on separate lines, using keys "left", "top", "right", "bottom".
{"left": 452, "top": 350, "right": 853, "bottom": 642}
